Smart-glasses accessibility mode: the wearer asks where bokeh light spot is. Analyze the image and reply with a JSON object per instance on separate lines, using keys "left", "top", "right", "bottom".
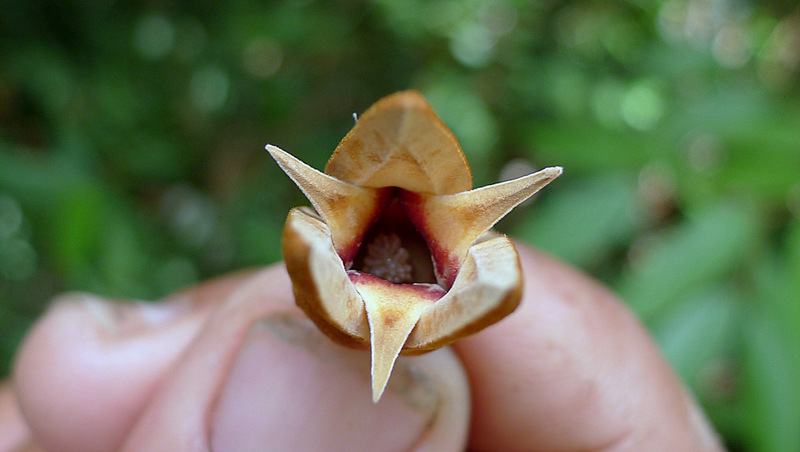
{"left": 685, "top": 131, "right": 726, "bottom": 173}
{"left": 190, "top": 66, "right": 230, "bottom": 113}
{"left": 0, "top": 237, "right": 37, "bottom": 281}
{"left": 621, "top": 84, "right": 664, "bottom": 130}
{"left": 133, "top": 13, "right": 176, "bottom": 60}
{"left": 713, "top": 24, "right": 750, "bottom": 69}
{"left": 243, "top": 38, "right": 283, "bottom": 78}
{"left": 0, "top": 195, "right": 23, "bottom": 239}
{"left": 450, "top": 23, "right": 496, "bottom": 68}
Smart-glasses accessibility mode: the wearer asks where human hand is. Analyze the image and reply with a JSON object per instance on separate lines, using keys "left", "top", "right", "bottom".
{"left": 5, "top": 243, "right": 722, "bottom": 451}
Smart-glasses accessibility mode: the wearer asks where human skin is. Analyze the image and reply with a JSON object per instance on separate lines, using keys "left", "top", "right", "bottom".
{"left": 5, "top": 243, "right": 723, "bottom": 451}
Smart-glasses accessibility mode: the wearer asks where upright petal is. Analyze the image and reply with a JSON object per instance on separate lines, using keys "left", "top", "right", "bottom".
{"left": 325, "top": 91, "right": 472, "bottom": 195}
{"left": 282, "top": 208, "right": 370, "bottom": 346}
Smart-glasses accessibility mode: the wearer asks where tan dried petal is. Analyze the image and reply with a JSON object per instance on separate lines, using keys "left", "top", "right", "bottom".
{"left": 403, "top": 167, "right": 563, "bottom": 287}
{"left": 268, "top": 145, "right": 391, "bottom": 264}
{"left": 325, "top": 90, "right": 472, "bottom": 195}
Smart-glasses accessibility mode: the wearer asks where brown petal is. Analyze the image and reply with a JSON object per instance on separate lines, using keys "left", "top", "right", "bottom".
{"left": 405, "top": 233, "right": 523, "bottom": 352}
{"left": 282, "top": 207, "right": 370, "bottom": 347}
{"left": 352, "top": 274, "right": 440, "bottom": 401}
{"left": 324, "top": 90, "right": 473, "bottom": 195}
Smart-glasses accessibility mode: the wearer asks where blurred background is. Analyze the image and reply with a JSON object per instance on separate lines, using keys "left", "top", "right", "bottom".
{"left": 1, "top": 0, "right": 799, "bottom": 449}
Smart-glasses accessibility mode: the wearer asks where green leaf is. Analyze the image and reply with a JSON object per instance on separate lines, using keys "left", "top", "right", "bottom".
{"left": 0, "top": 145, "right": 88, "bottom": 215}
{"left": 650, "top": 285, "right": 738, "bottom": 388}
{"left": 739, "top": 309, "right": 800, "bottom": 452}
{"left": 617, "top": 203, "right": 758, "bottom": 321}
{"left": 738, "top": 241, "right": 800, "bottom": 452}
{"left": 787, "top": 218, "right": 800, "bottom": 302}
{"left": 512, "top": 173, "right": 641, "bottom": 268}
{"left": 525, "top": 119, "right": 660, "bottom": 172}
{"left": 49, "top": 182, "right": 107, "bottom": 273}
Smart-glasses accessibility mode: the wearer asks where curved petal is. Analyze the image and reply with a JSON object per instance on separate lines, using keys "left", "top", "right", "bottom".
{"left": 405, "top": 233, "right": 522, "bottom": 352}
{"left": 325, "top": 91, "right": 472, "bottom": 195}
{"left": 282, "top": 207, "right": 370, "bottom": 347}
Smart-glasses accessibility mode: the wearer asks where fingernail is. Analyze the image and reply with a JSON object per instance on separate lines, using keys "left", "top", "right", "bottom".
{"left": 78, "top": 294, "right": 119, "bottom": 332}
{"left": 211, "top": 313, "right": 440, "bottom": 451}
{"left": 68, "top": 293, "right": 194, "bottom": 335}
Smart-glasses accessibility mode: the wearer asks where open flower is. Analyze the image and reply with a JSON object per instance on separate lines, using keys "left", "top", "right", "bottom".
{"left": 267, "top": 91, "right": 561, "bottom": 401}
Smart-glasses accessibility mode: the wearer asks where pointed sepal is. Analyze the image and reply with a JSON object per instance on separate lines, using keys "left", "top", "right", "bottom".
{"left": 403, "top": 166, "right": 562, "bottom": 287}
{"left": 267, "top": 145, "right": 391, "bottom": 264}
{"left": 351, "top": 273, "right": 441, "bottom": 401}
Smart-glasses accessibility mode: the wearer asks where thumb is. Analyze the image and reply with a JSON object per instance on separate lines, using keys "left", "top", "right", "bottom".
{"left": 121, "top": 264, "right": 471, "bottom": 451}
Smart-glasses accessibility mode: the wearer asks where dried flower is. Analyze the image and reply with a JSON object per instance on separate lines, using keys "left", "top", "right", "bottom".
{"left": 268, "top": 91, "right": 561, "bottom": 401}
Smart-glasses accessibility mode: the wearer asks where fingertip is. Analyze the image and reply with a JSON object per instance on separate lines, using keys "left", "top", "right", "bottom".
{"left": 121, "top": 265, "right": 470, "bottom": 451}
{"left": 453, "top": 243, "right": 722, "bottom": 451}
{"left": 12, "top": 292, "right": 213, "bottom": 452}
{"left": 0, "top": 381, "right": 32, "bottom": 451}
{"left": 211, "top": 314, "right": 469, "bottom": 451}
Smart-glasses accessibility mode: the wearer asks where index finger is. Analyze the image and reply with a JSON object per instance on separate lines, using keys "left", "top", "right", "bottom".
{"left": 453, "top": 243, "right": 723, "bottom": 451}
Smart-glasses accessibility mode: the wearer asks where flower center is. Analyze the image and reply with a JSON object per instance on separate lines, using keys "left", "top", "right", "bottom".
{"left": 360, "top": 233, "right": 412, "bottom": 283}
{"left": 351, "top": 196, "right": 437, "bottom": 285}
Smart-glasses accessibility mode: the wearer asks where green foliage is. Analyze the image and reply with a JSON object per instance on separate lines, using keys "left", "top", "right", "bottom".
{"left": 1, "top": 0, "right": 799, "bottom": 449}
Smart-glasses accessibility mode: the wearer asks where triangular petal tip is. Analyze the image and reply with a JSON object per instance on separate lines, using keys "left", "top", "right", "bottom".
{"left": 546, "top": 166, "right": 564, "bottom": 178}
